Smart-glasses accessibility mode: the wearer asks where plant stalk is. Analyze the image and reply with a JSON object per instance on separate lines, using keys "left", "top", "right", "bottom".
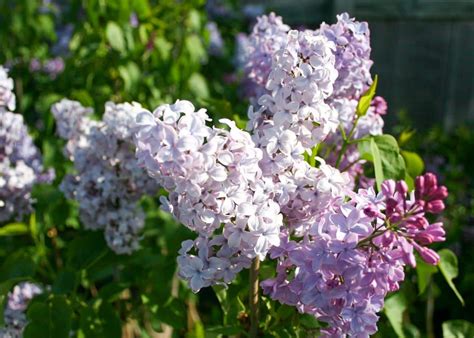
{"left": 249, "top": 258, "right": 260, "bottom": 338}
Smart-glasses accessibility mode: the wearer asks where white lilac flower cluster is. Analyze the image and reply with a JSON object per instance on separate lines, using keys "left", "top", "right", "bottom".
{"left": 134, "top": 101, "right": 283, "bottom": 291}
{"left": 0, "top": 66, "right": 54, "bottom": 223}
{"left": 132, "top": 12, "right": 449, "bottom": 337}
{"left": 52, "top": 99, "right": 160, "bottom": 254}
{"left": 0, "top": 282, "right": 42, "bottom": 337}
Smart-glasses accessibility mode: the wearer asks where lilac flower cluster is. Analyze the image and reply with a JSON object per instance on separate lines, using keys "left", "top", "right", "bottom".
{"left": 134, "top": 100, "right": 283, "bottom": 291}
{"left": 262, "top": 173, "right": 447, "bottom": 336}
{"left": 52, "top": 99, "right": 159, "bottom": 254}
{"left": 0, "top": 67, "right": 54, "bottom": 222}
{"left": 236, "top": 13, "right": 290, "bottom": 99}
{"left": 29, "top": 57, "right": 65, "bottom": 79}
{"left": 319, "top": 12, "right": 373, "bottom": 99}
{"left": 0, "top": 282, "right": 42, "bottom": 337}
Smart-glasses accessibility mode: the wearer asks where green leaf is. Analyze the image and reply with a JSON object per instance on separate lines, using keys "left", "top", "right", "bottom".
{"left": 358, "top": 135, "right": 406, "bottom": 191}
{"left": 356, "top": 74, "right": 378, "bottom": 116}
{"left": 52, "top": 269, "right": 78, "bottom": 295}
{"left": 299, "top": 313, "right": 323, "bottom": 329}
{"left": 384, "top": 293, "right": 407, "bottom": 338}
{"left": 188, "top": 73, "right": 209, "bottom": 99}
{"left": 205, "top": 325, "right": 243, "bottom": 335}
{"left": 66, "top": 231, "right": 108, "bottom": 270}
{"left": 401, "top": 150, "right": 424, "bottom": 177}
{"left": 119, "top": 61, "right": 140, "bottom": 92}
{"left": 0, "top": 223, "right": 29, "bottom": 236}
{"left": 185, "top": 34, "right": 207, "bottom": 64}
{"left": 438, "top": 249, "right": 464, "bottom": 305}
{"left": 156, "top": 298, "right": 186, "bottom": 329}
{"left": 23, "top": 296, "right": 73, "bottom": 338}
{"left": 370, "top": 137, "right": 384, "bottom": 191}
{"left": 442, "top": 320, "right": 474, "bottom": 338}
{"left": 0, "top": 252, "right": 35, "bottom": 283}
{"left": 415, "top": 257, "right": 438, "bottom": 295}
{"left": 106, "top": 22, "right": 126, "bottom": 52}
{"left": 79, "top": 302, "right": 121, "bottom": 338}
{"left": 154, "top": 36, "right": 172, "bottom": 61}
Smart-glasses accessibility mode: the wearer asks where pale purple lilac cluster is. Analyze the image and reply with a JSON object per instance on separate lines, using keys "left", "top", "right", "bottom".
{"left": 236, "top": 13, "right": 290, "bottom": 100}
{"left": 131, "top": 12, "right": 449, "bottom": 336}
{"left": 52, "top": 99, "right": 159, "bottom": 254}
{"left": 134, "top": 100, "right": 283, "bottom": 291}
{"left": 0, "top": 66, "right": 54, "bottom": 222}
{"left": 0, "top": 282, "right": 42, "bottom": 337}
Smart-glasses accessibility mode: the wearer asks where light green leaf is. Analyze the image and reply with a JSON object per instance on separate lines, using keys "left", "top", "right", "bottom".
{"left": 0, "top": 223, "right": 29, "bottom": 236}
{"left": 154, "top": 36, "right": 172, "bottom": 61}
{"left": 359, "top": 135, "right": 406, "bottom": 191}
{"left": 106, "top": 22, "right": 126, "bottom": 52}
{"left": 416, "top": 257, "right": 438, "bottom": 295}
{"left": 188, "top": 73, "right": 209, "bottom": 99}
{"left": 442, "top": 320, "right": 474, "bottom": 338}
{"left": 384, "top": 293, "right": 407, "bottom": 338}
{"left": 185, "top": 34, "right": 207, "bottom": 64}
{"left": 370, "top": 137, "right": 384, "bottom": 191}
{"left": 438, "top": 249, "right": 464, "bottom": 305}
{"left": 401, "top": 150, "right": 424, "bottom": 177}
{"left": 356, "top": 74, "right": 378, "bottom": 116}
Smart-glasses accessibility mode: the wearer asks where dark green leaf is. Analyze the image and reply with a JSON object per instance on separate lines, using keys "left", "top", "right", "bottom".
{"left": 79, "top": 302, "right": 122, "bottom": 338}
{"left": 24, "top": 296, "right": 73, "bottom": 338}
{"left": 52, "top": 269, "right": 78, "bottom": 295}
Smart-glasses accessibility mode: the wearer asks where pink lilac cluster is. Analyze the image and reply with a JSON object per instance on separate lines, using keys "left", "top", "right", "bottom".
{"left": 52, "top": 99, "right": 159, "bottom": 254}
{"left": 262, "top": 173, "right": 447, "bottom": 336}
{"left": 0, "top": 67, "right": 54, "bottom": 222}
{"left": 134, "top": 100, "right": 283, "bottom": 291}
{"left": 0, "top": 282, "right": 42, "bottom": 337}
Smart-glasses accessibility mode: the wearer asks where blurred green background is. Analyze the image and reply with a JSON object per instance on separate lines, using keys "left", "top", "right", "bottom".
{"left": 0, "top": 0, "right": 473, "bottom": 337}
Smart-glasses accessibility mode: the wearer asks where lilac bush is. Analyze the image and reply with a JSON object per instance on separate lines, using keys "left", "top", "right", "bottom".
{"left": 132, "top": 12, "right": 451, "bottom": 336}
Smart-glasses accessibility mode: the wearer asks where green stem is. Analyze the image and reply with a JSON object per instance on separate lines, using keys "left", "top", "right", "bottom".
{"left": 249, "top": 258, "right": 260, "bottom": 338}
{"left": 335, "top": 116, "right": 360, "bottom": 168}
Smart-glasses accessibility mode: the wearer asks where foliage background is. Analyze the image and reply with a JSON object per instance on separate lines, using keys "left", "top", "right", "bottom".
{"left": 0, "top": 0, "right": 472, "bottom": 337}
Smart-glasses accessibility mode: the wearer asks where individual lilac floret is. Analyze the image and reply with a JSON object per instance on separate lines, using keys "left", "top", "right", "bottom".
{"left": 0, "top": 66, "right": 16, "bottom": 111}
{"left": 52, "top": 99, "right": 160, "bottom": 254}
{"left": 134, "top": 100, "right": 283, "bottom": 291}
{"left": 236, "top": 13, "right": 290, "bottom": 99}
{"left": 319, "top": 12, "right": 373, "bottom": 99}
{"left": 0, "top": 68, "right": 54, "bottom": 222}
{"left": 1, "top": 282, "right": 42, "bottom": 335}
